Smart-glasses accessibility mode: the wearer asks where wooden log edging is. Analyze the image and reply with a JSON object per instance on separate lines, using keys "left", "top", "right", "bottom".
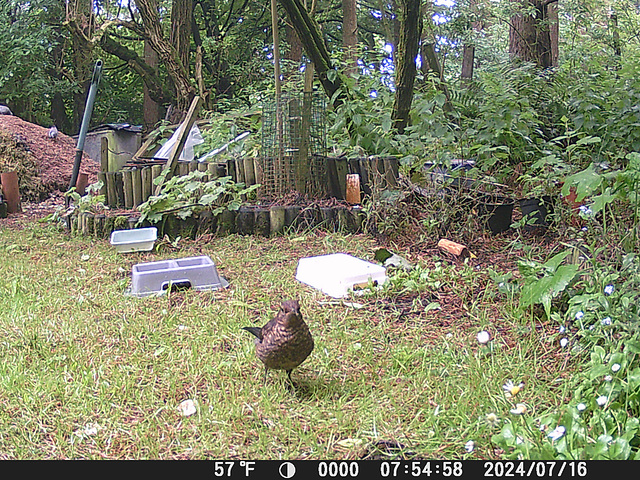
{"left": 65, "top": 204, "right": 365, "bottom": 240}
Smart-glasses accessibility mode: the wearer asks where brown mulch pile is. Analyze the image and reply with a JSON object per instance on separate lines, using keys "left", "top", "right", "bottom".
{"left": 0, "top": 114, "right": 99, "bottom": 201}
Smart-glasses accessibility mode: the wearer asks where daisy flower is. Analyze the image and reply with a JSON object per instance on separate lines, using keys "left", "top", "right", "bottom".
{"left": 596, "top": 395, "right": 608, "bottom": 407}
{"left": 604, "top": 284, "right": 614, "bottom": 296}
{"left": 601, "top": 317, "right": 612, "bottom": 326}
{"left": 464, "top": 440, "right": 475, "bottom": 453}
{"left": 477, "top": 331, "right": 491, "bottom": 345}
{"left": 612, "top": 363, "right": 621, "bottom": 372}
{"left": 575, "top": 311, "right": 584, "bottom": 321}
{"left": 560, "top": 338, "right": 568, "bottom": 348}
{"left": 485, "top": 412, "right": 500, "bottom": 428}
{"left": 510, "top": 404, "right": 527, "bottom": 415}
{"left": 548, "top": 426, "right": 566, "bottom": 441}
{"left": 503, "top": 380, "right": 525, "bottom": 397}
{"left": 576, "top": 403, "right": 587, "bottom": 412}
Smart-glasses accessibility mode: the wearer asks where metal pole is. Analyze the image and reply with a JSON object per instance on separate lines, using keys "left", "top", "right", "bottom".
{"left": 69, "top": 59, "right": 103, "bottom": 192}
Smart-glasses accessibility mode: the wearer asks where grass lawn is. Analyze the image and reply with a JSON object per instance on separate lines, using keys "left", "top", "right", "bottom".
{"left": 0, "top": 217, "right": 575, "bottom": 459}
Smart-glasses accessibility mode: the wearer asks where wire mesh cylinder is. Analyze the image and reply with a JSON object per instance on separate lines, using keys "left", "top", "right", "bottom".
{"left": 259, "top": 92, "right": 327, "bottom": 198}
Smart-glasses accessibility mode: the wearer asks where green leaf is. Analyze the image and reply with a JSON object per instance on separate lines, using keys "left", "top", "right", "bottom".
{"left": 624, "top": 340, "right": 640, "bottom": 355}
{"left": 561, "top": 164, "right": 603, "bottom": 202}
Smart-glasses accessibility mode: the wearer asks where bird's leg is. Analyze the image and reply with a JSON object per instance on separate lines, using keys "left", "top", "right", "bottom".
{"left": 286, "top": 369, "right": 294, "bottom": 384}
{"left": 262, "top": 366, "right": 269, "bottom": 385}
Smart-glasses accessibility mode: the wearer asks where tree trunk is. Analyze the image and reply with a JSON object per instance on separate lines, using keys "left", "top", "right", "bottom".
{"left": 67, "top": 0, "right": 94, "bottom": 133}
{"left": 461, "top": 45, "right": 475, "bottom": 80}
{"left": 135, "top": 0, "right": 195, "bottom": 120}
{"left": 279, "top": 0, "right": 347, "bottom": 109}
{"left": 342, "top": 0, "right": 358, "bottom": 76}
{"left": 548, "top": 1, "right": 559, "bottom": 67}
{"left": 391, "top": 0, "right": 422, "bottom": 134}
{"left": 171, "top": 0, "right": 193, "bottom": 76}
{"left": 509, "top": 0, "right": 558, "bottom": 69}
{"left": 461, "top": 0, "right": 484, "bottom": 81}
{"left": 285, "top": 23, "right": 303, "bottom": 63}
{"left": 143, "top": 41, "right": 162, "bottom": 132}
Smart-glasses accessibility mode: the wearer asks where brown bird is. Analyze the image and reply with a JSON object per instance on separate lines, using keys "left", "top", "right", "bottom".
{"left": 243, "top": 299, "right": 314, "bottom": 383}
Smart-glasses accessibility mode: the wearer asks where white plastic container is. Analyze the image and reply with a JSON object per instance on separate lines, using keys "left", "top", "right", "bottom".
{"left": 110, "top": 227, "right": 158, "bottom": 253}
{"left": 127, "top": 255, "right": 229, "bottom": 297}
{"left": 295, "top": 253, "right": 387, "bottom": 298}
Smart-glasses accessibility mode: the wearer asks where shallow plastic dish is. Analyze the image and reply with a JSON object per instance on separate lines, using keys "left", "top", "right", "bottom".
{"left": 110, "top": 227, "right": 158, "bottom": 253}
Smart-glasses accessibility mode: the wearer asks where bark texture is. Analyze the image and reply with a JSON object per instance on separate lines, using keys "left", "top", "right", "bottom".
{"left": 392, "top": 0, "right": 423, "bottom": 134}
{"left": 509, "top": 0, "right": 558, "bottom": 69}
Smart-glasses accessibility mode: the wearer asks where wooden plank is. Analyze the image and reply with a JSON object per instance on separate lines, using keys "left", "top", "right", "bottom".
{"left": 335, "top": 157, "right": 348, "bottom": 199}
{"left": 132, "top": 168, "right": 143, "bottom": 207}
{"left": 325, "top": 157, "right": 341, "bottom": 198}
{"left": 141, "top": 167, "right": 152, "bottom": 203}
{"left": 243, "top": 157, "right": 256, "bottom": 186}
{"left": 97, "top": 172, "right": 107, "bottom": 198}
{"left": 384, "top": 157, "right": 399, "bottom": 187}
{"left": 115, "top": 171, "right": 125, "bottom": 207}
{"left": 132, "top": 128, "right": 162, "bottom": 161}
{"left": 105, "top": 172, "right": 117, "bottom": 207}
{"left": 154, "top": 96, "right": 203, "bottom": 195}
{"left": 100, "top": 137, "right": 109, "bottom": 172}
{"left": 123, "top": 170, "right": 133, "bottom": 209}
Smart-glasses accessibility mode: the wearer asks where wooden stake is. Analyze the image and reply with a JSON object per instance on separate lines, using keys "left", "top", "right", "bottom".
{"left": 141, "top": 167, "right": 152, "bottom": 203}
{"left": 154, "top": 96, "right": 203, "bottom": 196}
{"left": 132, "top": 168, "right": 143, "bottom": 207}
{"left": 123, "top": 170, "right": 133, "bottom": 209}
{"left": 100, "top": 136, "right": 109, "bottom": 172}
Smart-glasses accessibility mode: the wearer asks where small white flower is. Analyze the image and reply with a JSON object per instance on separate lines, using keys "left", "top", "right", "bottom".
{"left": 485, "top": 412, "right": 500, "bottom": 428}
{"left": 178, "top": 399, "right": 197, "bottom": 417}
{"left": 510, "top": 403, "right": 527, "bottom": 415}
{"left": 577, "top": 403, "right": 587, "bottom": 412}
{"left": 477, "top": 331, "right": 491, "bottom": 345}
{"left": 560, "top": 337, "right": 568, "bottom": 348}
{"left": 601, "top": 317, "right": 612, "bottom": 326}
{"left": 604, "top": 375, "right": 613, "bottom": 382}
{"left": 559, "top": 325, "right": 566, "bottom": 333}
{"left": 548, "top": 425, "right": 566, "bottom": 441}
{"left": 575, "top": 311, "right": 584, "bottom": 321}
{"left": 604, "top": 284, "right": 614, "bottom": 296}
{"left": 596, "top": 395, "right": 608, "bottom": 407}
{"left": 612, "top": 363, "right": 621, "bottom": 372}
{"left": 81, "top": 254, "right": 90, "bottom": 261}
{"left": 516, "top": 436, "right": 524, "bottom": 445}
{"left": 464, "top": 440, "right": 475, "bottom": 453}
{"left": 503, "top": 380, "right": 525, "bottom": 397}
{"left": 579, "top": 205, "right": 593, "bottom": 216}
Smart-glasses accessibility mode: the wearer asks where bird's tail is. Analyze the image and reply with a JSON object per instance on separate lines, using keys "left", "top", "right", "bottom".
{"left": 242, "top": 326, "right": 263, "bottom": 340}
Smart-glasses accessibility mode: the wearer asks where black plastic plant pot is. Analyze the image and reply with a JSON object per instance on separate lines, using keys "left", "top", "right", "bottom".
{"left": 519, "top": 196, "right": 555, "bottom": 230}
{"left": 477, "top": 195, "right": 515, "bottom": 234}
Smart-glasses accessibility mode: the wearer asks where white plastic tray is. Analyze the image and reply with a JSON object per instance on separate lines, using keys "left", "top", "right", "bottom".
{"left": 295, "top": 253, "right": 387, "bottom": 298}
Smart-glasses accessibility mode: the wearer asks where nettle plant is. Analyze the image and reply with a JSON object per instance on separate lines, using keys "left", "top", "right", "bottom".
{"left": 137, "top": 170, "right": 259, "bottom": 225}
{"left": 494, "top": 252, "right": 640, "bottom": 459}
